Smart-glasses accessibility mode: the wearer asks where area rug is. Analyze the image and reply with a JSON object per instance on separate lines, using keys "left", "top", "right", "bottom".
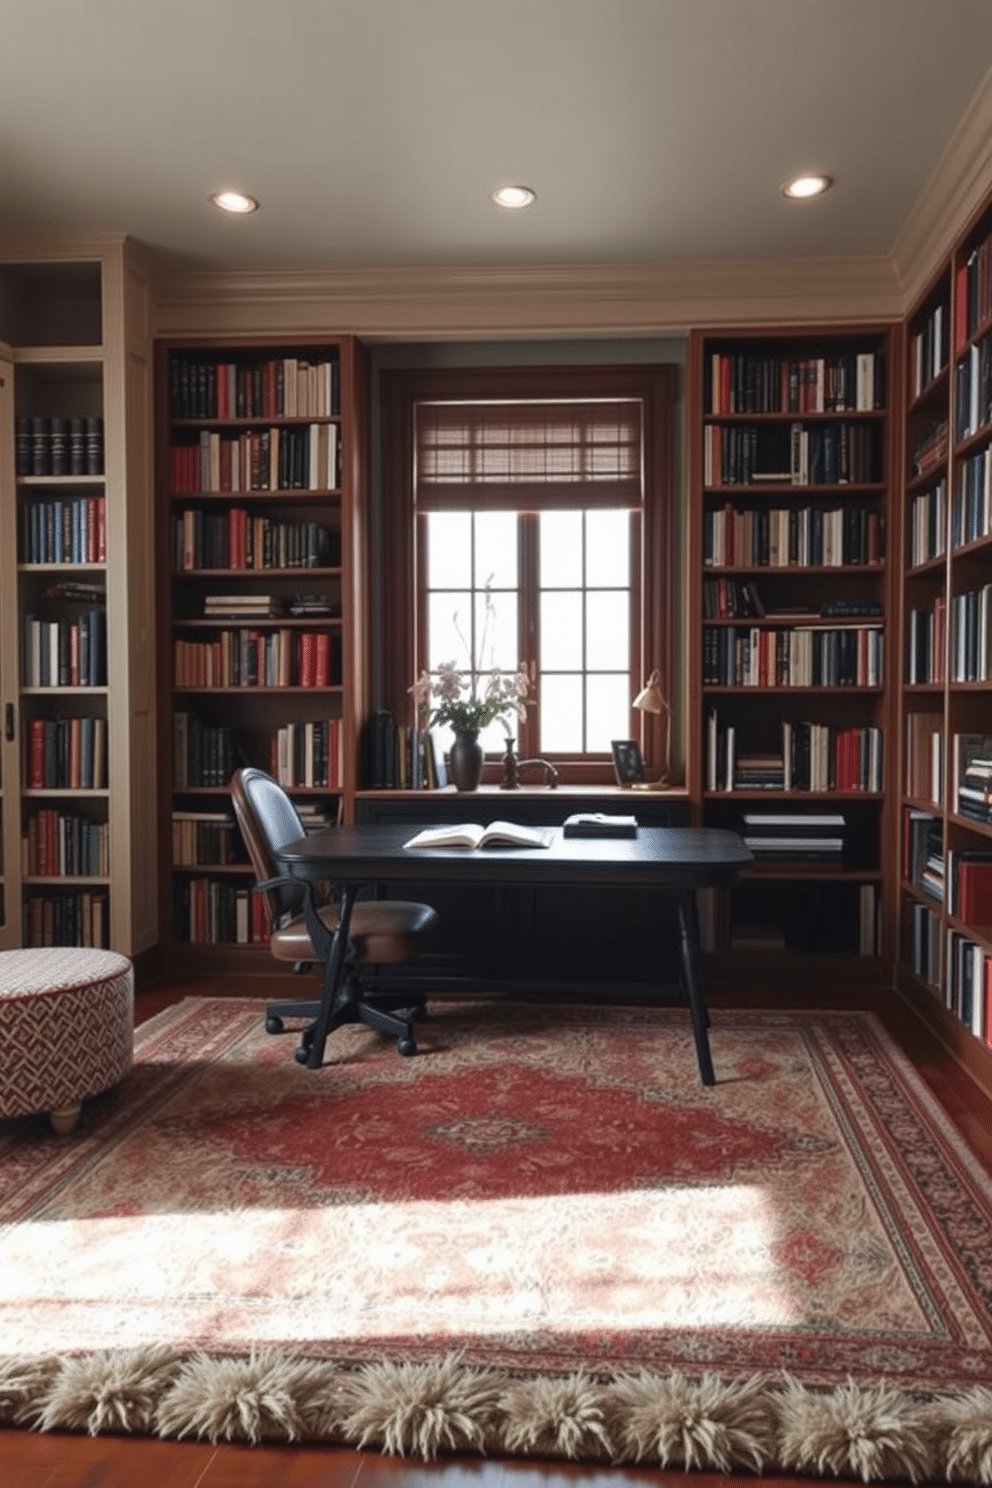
{"left": 1, "top": 997, "right": 992, "bottom": 1482}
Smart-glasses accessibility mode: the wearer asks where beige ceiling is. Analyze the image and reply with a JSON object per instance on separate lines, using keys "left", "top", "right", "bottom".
{"left": 3, "top": 0, "right": 992, "bottom": 283}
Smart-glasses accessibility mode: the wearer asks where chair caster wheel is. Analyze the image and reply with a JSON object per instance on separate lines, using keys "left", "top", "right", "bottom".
{"left": 294, "top": 1044, "right": 312, "bottom": 1065}
{"left": 397, "top": 1036, "right": 417, "bottom": 1057}
{"left": 266, "top": 1015, "right": 284, "bottom": 1034}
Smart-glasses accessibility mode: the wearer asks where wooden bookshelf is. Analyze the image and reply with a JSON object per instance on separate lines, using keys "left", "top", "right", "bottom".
{"left": 155, "top": 336, "right": 369, "bottom": 971}
{"left": 688, "top": 326, "right": 899, "bottom": 985}
{"left": 0, "top": 245, "right": 156, "bottom": 954}
{"left": 896, "top": 202, "right": 992, "bottom": 1085}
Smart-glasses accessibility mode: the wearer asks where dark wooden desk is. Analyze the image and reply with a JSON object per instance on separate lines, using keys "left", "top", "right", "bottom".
{"left": 274, "top": 823, "right": 752, "bottom": 1086}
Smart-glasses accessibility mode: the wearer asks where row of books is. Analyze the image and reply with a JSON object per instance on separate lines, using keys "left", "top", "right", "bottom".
{"left": 364, "top": 710, "right": 448, "bottom": 790}
{"left": 945, "top": 929, "right": 991, "bottom": 1042}
{"left": 171, "top": 812, "right": 244, "bottom": 868}
{"left": 703, "top": 624, "right": 883, "bottom": 689}
{"left": 707, "top": 351, "right": 885, "bottom": 415}
{"left": 172, "top": 508, "right": 338, "bottom": 572}
{"left": 907, "top": 479, "right": 946, "bottom": 568}
{"left": 910, "top": 418, "right": 948, "bottom": 477}
{"left": 909, "top": 901, "right": 942, "bottom": 989}
{"left": 910, "top": 303, "right": 949, "bottom": 400}
{"left": 171, "top": 713, "right": 346, "bottom": 791}
{"left": 173, "top": 878, "right": 270, "bottom": 946}
{"left": 949, "top": 583, "right": 992, "bottom": 682}
{"left": 22, "top": 810, "right": 109, "bottom": 878}
{"left": 14, "top": 414, "right": 103, "bottom": 478}
{"left": 955, "top": 232, "right": 992, "bottom": 351}
{"left": 173, "top": 714, "right": 237, "bottom": 788}
{"left": 170, "top": 355, "right": 340, "bottom": 422}
{"left": 23, "top": 890, "right": 108, "bottom": 949}
{"left": 18, "top": 495, "right": 107, "bottom": 565}
{"left": 22, "top": 609, "right": 107, "bottom": 688}
{"left": 953, "top": 334, "right": 992, "bottom": 443}
{"left": 904, "top": 712, "right": 944, "bottom": 805}
{"left": 704, "top": 421, "right": 880, "bottom": 487}
{"left": 172, "top": 628, "right": 341, "bottom": 690}
{"left": 706, "top": 713, "right": 882, "bottom": 793}
{"left": 170, "top": 423, "right": 340, "bottom": 494}
{"left": 905, "top": 598, "right": 946, "bottom": 684}
{"left": 953, "top": 446, "right": 992, "bottom": 548}
{"left": 271, "top": 719, "right": 344, "bottom": 789}
{"left": 703, "top": 502, "right": 884, "bottom": 569}
{"left": 27, "top": 715, "right": 107, "bottom": 791}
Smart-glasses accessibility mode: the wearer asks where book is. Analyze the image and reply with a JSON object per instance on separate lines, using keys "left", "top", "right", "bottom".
{"left": 404, "top": 821, "right": 552, "bottom": 850}
{"left": 562, "top": 812, "right": 638, "bottom": 838}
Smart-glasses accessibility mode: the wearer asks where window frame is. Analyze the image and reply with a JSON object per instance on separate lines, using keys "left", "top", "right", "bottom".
{"left": 381, "top": 363, "right": 676, "bottom": 786}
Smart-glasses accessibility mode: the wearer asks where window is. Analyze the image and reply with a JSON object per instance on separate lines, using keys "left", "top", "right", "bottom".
{"left": 381, "top": 364, "right": 675, "bottom": 784}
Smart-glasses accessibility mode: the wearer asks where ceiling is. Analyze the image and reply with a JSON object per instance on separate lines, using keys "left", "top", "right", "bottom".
{"left": 3, "top": 1, "right": 992, "bottom": 276}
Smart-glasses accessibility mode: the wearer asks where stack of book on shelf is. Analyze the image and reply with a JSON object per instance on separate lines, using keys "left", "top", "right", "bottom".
{"left": 28, "top": 716, "right": 107, "bottom": 791}
{"left": 910, "top": 419, "right": 948, "bottom": 478}
{"left": 271, "top": 719, "right": 342, "bottom": 790}
{"left": 908, "top": 478, "right": 946, "bottom": 567}
{"left": 953, "top": 333, "right": 992, "bottom": 442}
{"left": 906, "top": 597, "right": 946, "bottom": 683}
{"left": 953, "top": 734, "right": 992, "bottom": 825}
{"left": 296, "top": 801, "right": 338, "bottom": 834}
{"left": 203, "top": 594, "right": 284, "bottom": 620}
{"left": 904, "top": 809, "right": 944, "bottom": 902}
{"left": 910, "top": 303, "right": 948, "bottom": 397}
{"left": 738, "top": 811, "right": 845, "bottom": 862}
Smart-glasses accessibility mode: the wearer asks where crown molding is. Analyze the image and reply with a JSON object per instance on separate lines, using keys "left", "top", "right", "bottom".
{"left": 153, "top": 254, "right": 903, "bottom": 341}
{"left": 893, "top": 61, "right": 992, "bottom": 307}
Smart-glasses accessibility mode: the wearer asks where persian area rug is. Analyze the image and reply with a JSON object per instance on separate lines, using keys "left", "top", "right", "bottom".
{"left": 1, "top": 998, "right": 992, "bottom": 1483}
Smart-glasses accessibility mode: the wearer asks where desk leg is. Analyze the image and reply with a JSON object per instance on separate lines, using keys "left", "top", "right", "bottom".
{"left": 305, "top": 883, "right": 357, "bottom": 1070}
{"left": 676, "top": 890, "right": 715, "bottom": 1087}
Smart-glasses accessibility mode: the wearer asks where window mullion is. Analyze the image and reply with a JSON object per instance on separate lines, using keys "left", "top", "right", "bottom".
{"left": 520, "top": 513, "right": 539, "bottom": 756}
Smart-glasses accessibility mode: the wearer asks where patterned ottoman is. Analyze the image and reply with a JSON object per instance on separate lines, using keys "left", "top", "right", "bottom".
{"left": 0, "top": 947, "right": 134, "bottom": 1134}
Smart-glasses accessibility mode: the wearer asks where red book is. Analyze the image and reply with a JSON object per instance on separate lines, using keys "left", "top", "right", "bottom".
{"left": 29, "top": 718, "right": 46, "bottom": 788}
{"left": 299, "top": 631, "right": 316, "bottom": 688}
{"left": 955, "top": 261, "right": 970, "bottom": 353}
{"left": 314, "top": 631, "right": 330, "bottom": 688}
{"left": 957, "top": 861, "right": 992, "bottom": 926}
{"left": 216, "top": 363, "right": 229, "bottom": 421}
{"left": 95, "top": 496, "right": 107, "bottom": 563}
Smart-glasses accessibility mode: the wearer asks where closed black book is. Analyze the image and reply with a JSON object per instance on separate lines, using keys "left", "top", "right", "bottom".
{"left": 563, "top": 813, "right": 638, "bottom": 839}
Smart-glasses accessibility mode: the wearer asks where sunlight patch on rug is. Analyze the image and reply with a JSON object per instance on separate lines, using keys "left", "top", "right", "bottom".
{"left": 0, "top": 1184, "right": 809, "bottom": 1351}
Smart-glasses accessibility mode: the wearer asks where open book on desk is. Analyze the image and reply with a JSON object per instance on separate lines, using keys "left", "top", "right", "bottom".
{"left": 404, "top": 821, "right": 552, "bottom": 850}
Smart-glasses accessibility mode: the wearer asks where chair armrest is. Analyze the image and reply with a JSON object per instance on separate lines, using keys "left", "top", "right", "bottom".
{"left": 253, "top": 873, "right": 336, "bottom": 961}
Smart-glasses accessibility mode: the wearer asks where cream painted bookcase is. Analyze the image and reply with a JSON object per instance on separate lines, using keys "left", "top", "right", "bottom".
{"left": 0, "top": 240, "right": 157, "bottom": 956}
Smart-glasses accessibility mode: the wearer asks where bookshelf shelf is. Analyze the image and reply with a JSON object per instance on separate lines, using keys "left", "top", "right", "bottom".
{"left": 157, "top": 335, "right": 369, "bottom": 969}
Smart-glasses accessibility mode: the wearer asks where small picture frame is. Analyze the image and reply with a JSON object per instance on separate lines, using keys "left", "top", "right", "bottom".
{"left": 611, "top": 738, "right": 645, "bottom": 787}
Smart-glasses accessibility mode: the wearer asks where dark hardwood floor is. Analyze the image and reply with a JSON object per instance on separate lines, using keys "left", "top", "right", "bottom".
{"left": 2, "top": 973, "right": 990, "bottom": 1487}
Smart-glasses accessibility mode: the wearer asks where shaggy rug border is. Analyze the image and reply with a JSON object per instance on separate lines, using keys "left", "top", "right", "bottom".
{"left": 1, "top": 999, "right": 991, "bottom": 1483}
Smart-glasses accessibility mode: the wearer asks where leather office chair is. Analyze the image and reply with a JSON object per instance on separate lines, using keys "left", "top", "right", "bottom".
{"left": 230, "top": 767, "right": 437, "bottom": 1063}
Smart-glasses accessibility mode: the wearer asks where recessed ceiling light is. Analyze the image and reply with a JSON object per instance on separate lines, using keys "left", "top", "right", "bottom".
{"left": 491, "top": 184, "right": 536, "bottom": 210}
{"left": 209, "top": 189, "right": 260, "bottom": 215}
{"left": 782, "top": 173, "right": 833, "bottom": 201}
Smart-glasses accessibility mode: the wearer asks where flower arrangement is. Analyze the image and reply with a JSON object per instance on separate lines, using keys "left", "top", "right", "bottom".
{"left": 409, "top": 659, "right": 530, "bottom": 735}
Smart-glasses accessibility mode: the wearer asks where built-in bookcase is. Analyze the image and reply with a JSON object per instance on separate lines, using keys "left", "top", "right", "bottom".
{"left": 156, "top": 336, "right": 369, "bottom": 970}
{"left": 0, "top": 244, "right": 156, "bottom": 954}
{"left": 689, "top": 327, "right": 898, "bottom": 982}
{"left": 897, "top": 203, "right": 992, "bottom": 1073}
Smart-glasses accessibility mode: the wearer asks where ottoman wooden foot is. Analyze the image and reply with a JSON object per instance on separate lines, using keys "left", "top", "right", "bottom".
{"left": 49, "top": 1104, "right": 82, "bottom": 1136}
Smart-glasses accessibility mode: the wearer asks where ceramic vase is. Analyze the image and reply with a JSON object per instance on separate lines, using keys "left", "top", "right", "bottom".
{"left": 448, "top": 730, "right": 485, "bottom": 791}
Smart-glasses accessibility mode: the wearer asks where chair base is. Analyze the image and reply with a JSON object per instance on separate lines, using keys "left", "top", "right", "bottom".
{"left": 265, "top": 986, "right": 427, "bottom": 1059}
